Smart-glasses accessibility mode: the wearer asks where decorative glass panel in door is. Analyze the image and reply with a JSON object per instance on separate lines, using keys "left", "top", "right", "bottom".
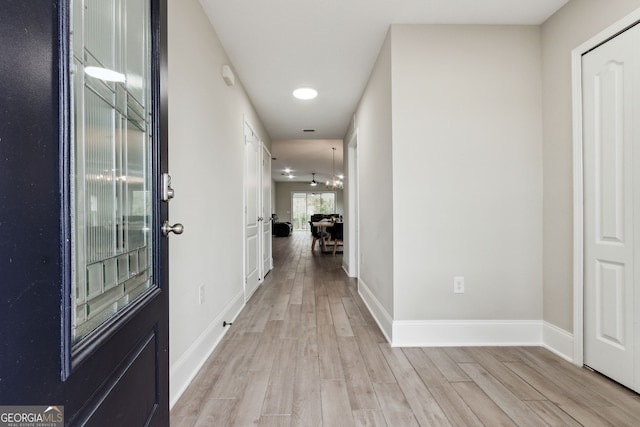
{"left": 71, "top": 0, "right": 154, "bottom": 342}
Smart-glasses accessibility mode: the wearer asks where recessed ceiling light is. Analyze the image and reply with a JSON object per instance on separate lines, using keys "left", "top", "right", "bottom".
{"left": 293, "top": 87, "right": 318, "bottom": 100}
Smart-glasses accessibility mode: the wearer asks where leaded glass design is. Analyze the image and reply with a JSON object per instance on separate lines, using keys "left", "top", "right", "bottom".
{"left": 70, "top": 0, "right": 154, "bottom": 342}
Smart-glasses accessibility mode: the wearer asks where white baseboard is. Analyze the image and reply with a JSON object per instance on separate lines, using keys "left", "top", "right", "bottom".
{"left": 342, "top": 263, "right": 353, "bottom": 278}
{"left": 169, "top": 289, "right": 245, "bottom": 409}
{"left": 354, "top": 281, "right": 575, "bottom": 358}
{"left": 391, "top": 320, "right": 543, "bottom": 347}
{"left": 342, "top": 258, "right": 359, "bottom": 278}
{"left": 357, "top": 278, "right": 393, "bottom": 342}
{"left": 542, "top": 321, "right": 574, "bottom": 362}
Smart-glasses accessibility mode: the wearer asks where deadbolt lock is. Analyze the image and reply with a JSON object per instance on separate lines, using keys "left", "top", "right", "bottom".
{"left": 162, "top": 173, "right": 175, "bottom": 201}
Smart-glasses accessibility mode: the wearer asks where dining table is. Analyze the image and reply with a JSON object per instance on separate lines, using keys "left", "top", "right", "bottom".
{"left": 312, "top": 220, "right": 336, "bottom": 253}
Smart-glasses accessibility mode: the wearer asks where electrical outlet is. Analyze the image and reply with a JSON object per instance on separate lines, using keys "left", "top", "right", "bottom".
{"left": 199, "top": 285, "right": 205, "bottom": 304}
{"left": 454, "top": 276, "right": 465, "bottom": 294}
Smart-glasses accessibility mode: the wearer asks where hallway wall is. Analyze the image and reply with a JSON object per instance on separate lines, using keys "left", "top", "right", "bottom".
{"left": 352, "top": 31, "right": 395, "bottom": 338}
{"left": 391, "top": 24, "right": 543, "bottom": 327}
{"left": 351, "top": 25, "right": 544, "bottom": 345}
{"left": 167, "top": 0, "right": 270, "bottom": 407}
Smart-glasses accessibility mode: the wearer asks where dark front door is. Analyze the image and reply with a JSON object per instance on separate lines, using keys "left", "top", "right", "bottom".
{"left": 0, "top": 1, "right": 170, "bottom": 425}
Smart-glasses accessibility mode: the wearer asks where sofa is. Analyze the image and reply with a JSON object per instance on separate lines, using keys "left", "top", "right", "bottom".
{"left": 272, "top": 214, "right": 293, "bottom": 237}
{"left": 309, "top": 213, "right": 341, "bottom": 223}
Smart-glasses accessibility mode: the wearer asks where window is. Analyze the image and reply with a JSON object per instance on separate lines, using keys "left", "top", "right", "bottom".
{"left": 291, "top": 192, "right": 336, "bottom": 230}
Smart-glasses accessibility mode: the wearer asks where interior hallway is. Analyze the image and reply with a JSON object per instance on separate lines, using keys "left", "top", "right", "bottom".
{"left": 170, "top": 231, "right": 640, "bottom": 426}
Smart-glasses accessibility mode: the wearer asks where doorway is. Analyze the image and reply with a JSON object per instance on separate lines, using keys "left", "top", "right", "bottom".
{"left": 291, "top": 192, "right": 337, "bottom": 230}
{"left": 574, "top": 13, "right": 640, "bottom": 393}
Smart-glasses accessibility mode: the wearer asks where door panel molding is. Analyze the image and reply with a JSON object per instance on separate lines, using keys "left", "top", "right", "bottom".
{"left": 73, "top": 329, "right": 158, "bottom": 426}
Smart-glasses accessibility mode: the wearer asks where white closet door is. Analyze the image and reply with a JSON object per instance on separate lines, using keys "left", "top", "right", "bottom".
{"left": 582, "top": 23, "right": 640, "bottom": 391}
{"left": 245, "top": 126, "right": 261, "bottom": 300}
{"left": 262, "top": 145, "right": 273, "bottom": 275}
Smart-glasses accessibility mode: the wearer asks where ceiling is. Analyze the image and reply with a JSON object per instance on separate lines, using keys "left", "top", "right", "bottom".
{"left": 199, "top": 0, "right": 569, "bottom": 182}
{"left": 270, "top": 139, "right": 343, "bottom": 186}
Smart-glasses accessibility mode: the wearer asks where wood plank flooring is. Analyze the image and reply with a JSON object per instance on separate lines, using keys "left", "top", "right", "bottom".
{"left": 171, "top": 231, "right": 640, "bottom": 426}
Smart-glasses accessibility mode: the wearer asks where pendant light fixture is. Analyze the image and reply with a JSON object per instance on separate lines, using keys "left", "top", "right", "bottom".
{"left": 326, "top": 148, "right": 343, "bottom": 190}
{"left": 310, "top": 173, "right": 318, "bottom": 187}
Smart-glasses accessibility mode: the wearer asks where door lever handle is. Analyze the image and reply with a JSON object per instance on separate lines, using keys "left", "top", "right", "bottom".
{"left": 162, "top": 220, "right": 184, "bottom": 236}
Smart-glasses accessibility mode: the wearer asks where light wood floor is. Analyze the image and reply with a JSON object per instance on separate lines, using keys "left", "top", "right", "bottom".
{"left": 171, "top": 231, "right": 640, "bottom": 426}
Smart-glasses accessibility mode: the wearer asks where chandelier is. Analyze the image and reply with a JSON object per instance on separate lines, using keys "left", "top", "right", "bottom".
{"left": 326, "top": 147, "right": 343, "bottom": 190}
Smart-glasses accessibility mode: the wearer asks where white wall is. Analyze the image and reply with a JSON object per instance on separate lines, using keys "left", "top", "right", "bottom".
{"left": 541, "top": 0, "right": 640, "bottom": 333}
{"left": 168, "top": 0, "right": 270, "bottom": 406}
{"left": 350, "top": 25, "right": 544, "bottom": 344}
{"left": 271, "top": 179, "right": 277, "bottom": 217}
{"left": 353, "top": 32, "right": 395, "bottom": 337}
{"left": 391, "top": 25, "right": 543, "bottom": 322}
{"left": 273, "top": 181, "right": 344, "bottom": 223}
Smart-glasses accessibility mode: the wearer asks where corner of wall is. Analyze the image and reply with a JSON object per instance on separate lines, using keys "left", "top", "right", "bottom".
{"left": 358, "top": 278, "right": 393, "bottom": 342}
{"left": 542, "top": 321, "right": 574, "bottom": 363}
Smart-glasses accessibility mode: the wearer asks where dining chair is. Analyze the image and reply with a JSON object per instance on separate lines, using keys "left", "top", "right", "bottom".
{"left": 331, "top": 222, "right": 344, "bottom": 256}
{"left": 309, "top": 221, "right": 325, "bottom": 251}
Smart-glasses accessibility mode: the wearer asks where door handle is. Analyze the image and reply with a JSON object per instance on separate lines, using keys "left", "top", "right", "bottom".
{"left": 162, "top": 220, "right": 184, "bottom": 236}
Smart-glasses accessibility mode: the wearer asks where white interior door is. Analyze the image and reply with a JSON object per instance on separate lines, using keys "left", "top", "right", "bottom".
{"left": 583, "top": 23, "right": 640, "bottom": 391}
{"left": 245, "top": 125, "right": 261, "bottom": 300}
{"left": 262, "top": 144, "right": 273, "bottom": 275}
